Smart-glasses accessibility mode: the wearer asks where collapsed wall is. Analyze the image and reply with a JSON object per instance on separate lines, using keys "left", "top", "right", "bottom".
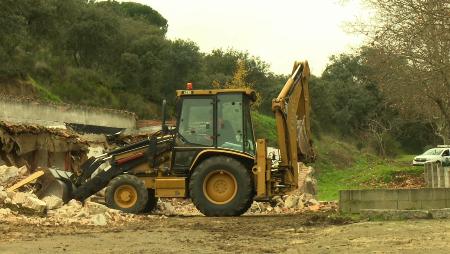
{"left": 0, "top": 122, "right": 88, "bottom": 172}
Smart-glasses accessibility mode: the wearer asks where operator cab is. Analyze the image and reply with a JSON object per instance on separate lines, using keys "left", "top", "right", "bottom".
{"left": 172, "top": 88, "right": 257, "bottom": 174}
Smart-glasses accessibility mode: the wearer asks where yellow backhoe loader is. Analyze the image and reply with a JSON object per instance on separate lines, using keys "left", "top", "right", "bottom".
{"left": 33, "top": 60, "right": 315, "bottom": 216}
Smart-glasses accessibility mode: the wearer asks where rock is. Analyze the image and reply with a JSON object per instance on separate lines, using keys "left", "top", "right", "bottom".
{"left": 42, "top": 195, "right": 63, "bottom": 210}
{"left": 90, "top": 213, "right": 107, "bottom": 226}
{"left": 51, "top": 199, "right": 83, "bottom": 218}
{"left": 297, "top": 199, "right": 304, "bottom": 209}
{"left": 284, "top": 195, "right": 299, "bottom": 208}
{"left": 249, "top": 201, "right": 260, "bottom": 213}
{"left": 307, "top": 198, "right": 320, "bottom": 206}
{"left": 272, "top": 195, "right": 283, "bottom": 204}
{"left": 308, "top": 204, "right": 320, "bottom": 211}
{"left": 159, "top": 201, "right": 176, "bottom": 215}
{"left": 11, "top": 192, "right": 46, "bottom": 214}
{"left": 84, "top": 201, "right": 109, "bottom": 215}
{"left": 3, "top": 197, "right": 11, "bottom": 204}
{"left": 0, "top": 165, "right": 28, "bottom": 185}
{"left": 67, "top": 199, "right": 83, "bottom": 210}
{"left": 258, "top": 203, "right": 267, "bottom": 212}
{"left": 299, "top": 193, "right": 314, "bottom": 202}
{"left": 0, "top": 189, "right": 7, "bottom": 203}
{"left": 0, "top": 208, "right": 12, "bottom": 216}
{"left": 75, "top": 210, "right": 89, "bottom": 218}
{"left": 274, "top": 206, "right": 283, "bottom": 213}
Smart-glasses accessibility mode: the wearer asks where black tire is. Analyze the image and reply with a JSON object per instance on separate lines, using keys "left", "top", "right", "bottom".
{"left": 105, "top": 174, "right": 148, "bottom": 214}
{"left": 189, "top": 156, "right": 253, "bottom": 216}
{"left": 143, "top": 189, "right": 158, "bottom": 213}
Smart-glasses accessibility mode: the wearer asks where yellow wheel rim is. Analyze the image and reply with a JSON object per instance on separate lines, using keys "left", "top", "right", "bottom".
{"left": 203, "top": 170, "right": 238, "bottom": 205}
{"left": 114, "top": 184, "right": 138, "bottom": 208}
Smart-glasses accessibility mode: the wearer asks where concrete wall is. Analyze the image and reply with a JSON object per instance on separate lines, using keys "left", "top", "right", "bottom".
{"left": 0, "top": 98, "right": 136, "bottom": 129}
{"left": 339, "top": 188, "right": 450, "bottom": 213}
{"left": 424, "top": 162, "right": 450, "bottom": 188}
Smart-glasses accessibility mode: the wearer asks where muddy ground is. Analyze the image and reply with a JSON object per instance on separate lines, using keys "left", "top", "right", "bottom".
{"left": 1, "top": 213, "right": 449, "bottom": 254}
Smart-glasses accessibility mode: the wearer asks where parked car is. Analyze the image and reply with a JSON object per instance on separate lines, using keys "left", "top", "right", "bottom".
{"left": 412, "top": 145, "right": 450, "bottom": 166}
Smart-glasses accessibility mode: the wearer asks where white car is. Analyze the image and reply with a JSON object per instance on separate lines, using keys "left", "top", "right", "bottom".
{"left": 412, "top": 146, "right": 450, "bottom": 166}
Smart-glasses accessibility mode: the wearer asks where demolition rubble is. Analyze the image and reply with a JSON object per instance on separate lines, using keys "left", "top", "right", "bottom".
{"left": 0, "top": 163, "right": 333, "bottom": 226}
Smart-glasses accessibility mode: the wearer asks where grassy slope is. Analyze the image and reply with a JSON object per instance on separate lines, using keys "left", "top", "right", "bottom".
{"left": 252, "top": 112, "right": 278, "bottom": 146}
{"left": 312, "top": 136, "right": 423, "bottom": 200}
{"left": 252, "top": 112, "right": 423, "bottom": 201}
{"left": 28, "top": 77, "right": 62, "bottom": 103}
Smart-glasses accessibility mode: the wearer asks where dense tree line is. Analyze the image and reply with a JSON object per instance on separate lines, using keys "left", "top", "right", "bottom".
{"left": 0, "top": 0, "right": 444, "bottom": 154}
{"left": 0, "top": 0, "right": 283, "bottom": 117}
{"left": 310, "top": 50, "right": 441, "bottom": 155}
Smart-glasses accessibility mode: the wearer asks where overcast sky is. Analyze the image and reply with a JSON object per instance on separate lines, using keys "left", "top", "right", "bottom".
{"left": 132, "top": 0, "right": 369, "bottom": 76}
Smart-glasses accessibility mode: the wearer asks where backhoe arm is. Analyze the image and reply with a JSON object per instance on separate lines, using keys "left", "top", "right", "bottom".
{"left": 271, "top": 60, "right": 315, "bottom": 190}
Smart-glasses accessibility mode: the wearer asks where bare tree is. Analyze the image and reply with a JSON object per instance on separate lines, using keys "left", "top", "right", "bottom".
{"left": 368, "top": 118, "right": 392, "bottom": 157}
{"left": 354, "top": 0, "right": 450, "bottom": 144}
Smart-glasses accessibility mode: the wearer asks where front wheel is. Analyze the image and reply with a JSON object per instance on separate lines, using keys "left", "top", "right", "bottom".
{"left": 105, "top": 175, "right": 148, "bottom": 214}
{"left": 189, "top": 156, "right": 253, "bottom": 216}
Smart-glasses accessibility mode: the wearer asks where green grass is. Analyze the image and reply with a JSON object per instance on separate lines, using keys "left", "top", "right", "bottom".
{"left": 28, "top": 76, "right": 62, "bottom": 103}
{"left": 312, "top": 136, "right": 423, "bottom": 201}
{"left": 248, "top": 114, "right": 424, "bottom": 201}
{"left": 252, "top": 111, "right": 278, "bottom": 146}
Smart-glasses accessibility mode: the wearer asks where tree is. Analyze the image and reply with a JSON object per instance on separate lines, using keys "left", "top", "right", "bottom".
{"left": 355, "top": 0, "right": 450, "bottom": 144}
{"left": 212, "top": 60, "right": 261, "bottom": 109}
{"left": 313, "top": 52, "right": 383, "bottom": 135}
{"left": 66, "top": 6, "right": 122, "bottom": 68}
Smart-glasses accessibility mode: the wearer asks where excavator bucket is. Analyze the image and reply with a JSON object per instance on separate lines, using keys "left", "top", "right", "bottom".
{"left": 36, "top": 168, "right": 76, "bottom": 203}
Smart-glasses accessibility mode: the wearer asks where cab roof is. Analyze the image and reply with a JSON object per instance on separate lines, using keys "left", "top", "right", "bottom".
{"left": 176, "top": 88, "right": 257, "bottom": 101}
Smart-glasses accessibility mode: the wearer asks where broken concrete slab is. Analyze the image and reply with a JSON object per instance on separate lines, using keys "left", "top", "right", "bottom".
{"left": 284, "top": 195, "right": 299, "bottom": 208}
{"left": 10, "top": 192, "right": 47, "bottom": 214}
{"left": 42, "top": 195, "right": 63, "bottom": 210}
{"left": 0, "top": 165, "right": 27, "bottom": 186}
{"left": 84, "top": 201, "right": 109, "bottom": 215}
{"left": 157, "top": 201, "right": 176, "bottom": 216}
{"left": 0, "top": 207, "right": 12, "bottom": 216}
{"left": 90, "top": 214, "right": 107, "bottom": 226}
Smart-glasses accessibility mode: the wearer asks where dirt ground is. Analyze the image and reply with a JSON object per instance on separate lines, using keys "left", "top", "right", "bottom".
{"left": 1, "top": 213, "right": 450, "bottom": 254}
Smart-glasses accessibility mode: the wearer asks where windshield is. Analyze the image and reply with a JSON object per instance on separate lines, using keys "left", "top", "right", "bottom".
{"left": 423, "top": 148, "right": 445, "bottom": 156}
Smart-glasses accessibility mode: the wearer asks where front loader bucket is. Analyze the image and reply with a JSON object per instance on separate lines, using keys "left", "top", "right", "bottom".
{"left": 36, "top": 169, "right": 76, "bottom": 203}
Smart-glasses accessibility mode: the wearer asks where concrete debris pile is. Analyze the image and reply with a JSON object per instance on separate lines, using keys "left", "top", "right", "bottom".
{"left": 155, "top": 198, "right": 201, "bottom": 216}
{"left": 152, "top": 195, "right": 336, "bottom": 216}
{"left": 248, "top": 194, "right": 337, "bottom": 215}
{"left": 0, "top": 188, "right": 138, "bottom": 226}
{"left": 1, "top": 170, "right": 138, "bottom": 226}
{"left": 0, "top": 165, "right": 28, "bottom": 188}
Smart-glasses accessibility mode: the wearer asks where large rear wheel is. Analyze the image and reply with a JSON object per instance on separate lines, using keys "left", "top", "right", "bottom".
{"left": 189, "top": 156, "right": 253, "bottom": 216}
{"left": 105, "top": 175, "right": 148, "bottom": 214}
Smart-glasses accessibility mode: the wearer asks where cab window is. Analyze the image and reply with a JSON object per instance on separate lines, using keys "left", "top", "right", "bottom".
{"left": 178, "top": 98, "right": 213, "bottom": 146}
{"left": 244, "top": 100, "right": 255, "bottom": 155}
{"left": 217, "top": 94, "right": 243, "bottom": 151}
